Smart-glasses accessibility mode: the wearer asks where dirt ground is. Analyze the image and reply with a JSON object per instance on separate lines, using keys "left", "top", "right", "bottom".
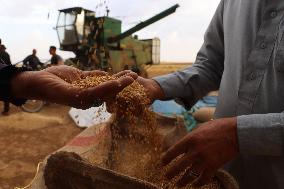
{"left": 0, "top": 103, "right": 83, "bottom": 189}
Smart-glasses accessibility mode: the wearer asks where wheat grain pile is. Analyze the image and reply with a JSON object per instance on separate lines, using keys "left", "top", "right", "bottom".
{"left": 73, "top": 75, "right": 156, "bottom": 134}
{"left": 73, "top": 75, "right": 150, "bottom": 119}
{"left": 72, "top": 75, "right": 220, "bottom": 189}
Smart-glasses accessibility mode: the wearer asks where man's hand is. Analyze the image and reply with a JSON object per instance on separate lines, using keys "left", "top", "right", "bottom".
{"left": 136, "top": 77, "right": 165, "bottom": 103}
{"left": 161, "top": 117, "right": 239, "bottom": 187}
{"left": 11, "top": 65, "right": 138, "bottom": 109}
{"left": 106, "top": 77, "right": 165, "bottom": 113}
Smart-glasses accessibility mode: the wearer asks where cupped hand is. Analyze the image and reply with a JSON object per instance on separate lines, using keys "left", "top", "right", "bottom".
{"left": 136, "top": 76, "right": 165, "bottom": 103}
{"left": 161, "top": 117, "right": 239, "bottom": 187}
{"left": 105, "top": 76, "right": 165, "bottom": 113}
{"left": 11, "top": 65, "right": 138, "bottom": 109}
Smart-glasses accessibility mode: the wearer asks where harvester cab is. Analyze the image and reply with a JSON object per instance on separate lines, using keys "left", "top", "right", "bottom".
{"left": 55, "top": 4, "right": 179, "bottom": 75}
{"left": 56, "top": 7, "right": 95, "bottom": 50}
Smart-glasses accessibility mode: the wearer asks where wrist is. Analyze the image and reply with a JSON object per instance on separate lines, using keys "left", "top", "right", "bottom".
{"left": 227, "top": 117, "right": 239, "bottom": 154}
{"left": 149, "top": 79, "right": 165, "bottom": 101}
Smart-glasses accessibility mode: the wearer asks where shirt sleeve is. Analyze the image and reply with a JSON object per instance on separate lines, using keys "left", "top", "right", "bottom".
{"left": 153, "top": 0, "right": 225, "bottom": 109}
{"left": 237, "top": 114, "right": 284, "bottom": 156}
{"left": 0, "top": 63, "right": 27, "bottom": 106}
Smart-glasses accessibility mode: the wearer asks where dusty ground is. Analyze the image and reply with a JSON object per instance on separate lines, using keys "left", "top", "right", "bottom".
{"left": 0, "top": 103, "right": 82, "bottom": 189}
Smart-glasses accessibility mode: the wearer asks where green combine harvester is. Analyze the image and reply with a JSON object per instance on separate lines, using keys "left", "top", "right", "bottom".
{"left": 55, "top": 4, "right": 179, "bottom": 76}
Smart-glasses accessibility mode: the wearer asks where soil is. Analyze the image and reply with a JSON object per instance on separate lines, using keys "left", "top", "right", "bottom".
{"left": 0, "top": 103, "right": 83, "bottom": 189}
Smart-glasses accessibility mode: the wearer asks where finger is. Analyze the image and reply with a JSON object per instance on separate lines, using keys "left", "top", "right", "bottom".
{"left": 176, "top": 162, "right": 205, "bottom": 187}
{"left": 162, "top": 135, "right": 191, "bottom": 166}
{"left": 70, "top": 76, "right": 134, "bottom": 109}
{"left": 113, "top": 70, "right": 133, "bottom": 77}
{"left": 192, "top": 169, "right": 215, "bottom": 188}
{"left": 88, "top": 76, "right": 135, "bottom": 100}
{"left": 114, "top": 70, "right": 138, "bottom": 80}
{"left": 125, "top": 72, "right": 138, "bottom": 80}
{"left": 165, "top": 153, "right": 195, "bottom": 179}
{"left": 175, "top": 169, "right": 198, "bottom": 188}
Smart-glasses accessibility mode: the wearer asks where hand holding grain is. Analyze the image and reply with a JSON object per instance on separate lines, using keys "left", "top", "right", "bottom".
{"left": 136, "top": 77, "right": 165, "bottom": 103}
{"left": 162, "top": 117, "right": 239, "bottom": 187}
{"left": 11, "top": 65, "right": 137, "bottom": 109}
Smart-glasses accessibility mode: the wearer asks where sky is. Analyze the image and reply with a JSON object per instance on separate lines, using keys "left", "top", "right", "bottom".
{"left": 0, "top": 0, "right": 220, "bottom": 63}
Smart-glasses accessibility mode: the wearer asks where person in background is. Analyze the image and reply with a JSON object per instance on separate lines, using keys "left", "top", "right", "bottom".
{"left": 23, "top": 49, "right": 43, "bottom": 70}
{"left": 49, "top": 46, "right": 63, "bottom": 66}
{"left": 0, "top": 45, "right": 11, "bottom": 66}
{"left": 0, "top": 44, "right": 12, "bottom": 115}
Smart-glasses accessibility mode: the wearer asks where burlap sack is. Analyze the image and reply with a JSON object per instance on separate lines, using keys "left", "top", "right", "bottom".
{"left": 26, "top": 115, "right": 238, "bottom": 189}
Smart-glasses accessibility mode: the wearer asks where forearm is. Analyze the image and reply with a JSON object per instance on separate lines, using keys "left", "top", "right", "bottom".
{"left": 10, "top": 70, "right": 47, "bottom": 100}
{"left": 154, "top": 0, "right": 225, "bottom": 109}
{"left": 154, "top": 64, "right": 221, "bottom": 109}
{"left": 10, "top": 71, "right": 34, "bottom": 99}
{"left": 237, "top": 113, "right": 284, "bottom": 156}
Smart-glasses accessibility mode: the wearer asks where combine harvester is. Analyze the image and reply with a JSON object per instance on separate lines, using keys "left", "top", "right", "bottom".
{"left": 55, "top": 4, "right": 179, "bottom": 77}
